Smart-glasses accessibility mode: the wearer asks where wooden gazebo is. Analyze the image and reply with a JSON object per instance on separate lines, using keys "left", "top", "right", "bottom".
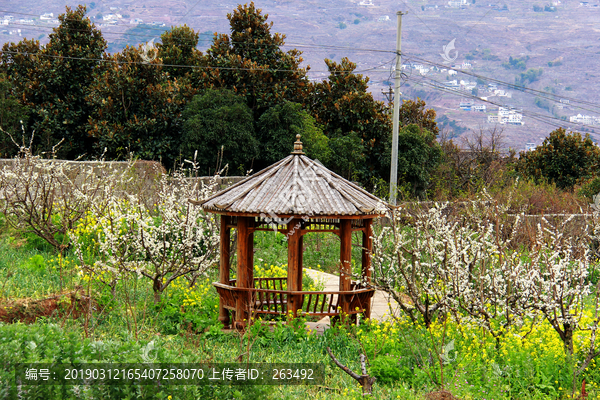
{"left": 200, "top": 135, "right": 388, "bottom": 329}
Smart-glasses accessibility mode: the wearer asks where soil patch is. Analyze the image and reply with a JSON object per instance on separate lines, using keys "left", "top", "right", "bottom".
{"left": 424, "top": 390, "right": 461, "bottom": 400}
{"left": 0, "top": 289, "right": 93, "bottom": 323}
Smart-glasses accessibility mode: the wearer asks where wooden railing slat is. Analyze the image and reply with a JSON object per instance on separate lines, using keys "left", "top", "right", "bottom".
{"left": 213, "top": 281, "right": 374, "bottom": 316}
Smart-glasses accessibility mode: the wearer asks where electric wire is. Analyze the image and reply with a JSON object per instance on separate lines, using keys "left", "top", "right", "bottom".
{"left": 0, "top": 48, "right": 395, "bottom": 76}
{"left": 0, "top": 9, "right": 397, "bottom": 54}
{"left": 402, "top": 53, "right": 600, "bottom": 113}
{"left": 402, "top": 72, "right": 595, "bottom": 132}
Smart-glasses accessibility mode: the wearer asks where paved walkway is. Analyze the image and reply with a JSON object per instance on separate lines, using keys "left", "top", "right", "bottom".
{"left": 303, "top": 268, "right": 401, "bottom": 334}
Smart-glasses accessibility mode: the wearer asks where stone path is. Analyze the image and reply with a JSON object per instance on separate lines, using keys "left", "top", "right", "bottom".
{"left": 303, "top": 268, "right": 401, "bottom": 334}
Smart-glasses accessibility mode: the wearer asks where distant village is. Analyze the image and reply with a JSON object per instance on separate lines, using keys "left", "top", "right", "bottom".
{"left": 400, "top": 61, "right": 525, "bottom": 126}
{"left": 400, "top": 60, "right": 600, "bottom": 132}
{"left": 0, "top": 9, "right": 165, "bottom": 37}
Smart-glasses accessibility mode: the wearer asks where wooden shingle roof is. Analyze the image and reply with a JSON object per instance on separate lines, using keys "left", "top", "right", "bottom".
{"left": 200, "top": 136, "right": 388, "bottom": 217}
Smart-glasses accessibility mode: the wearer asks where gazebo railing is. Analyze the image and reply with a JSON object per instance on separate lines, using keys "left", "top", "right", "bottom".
{"left": 214, "top": 279, "right": 374, "bottom": 317}
{"left": 233, "top": 277, "right": 287, "bottom": 291}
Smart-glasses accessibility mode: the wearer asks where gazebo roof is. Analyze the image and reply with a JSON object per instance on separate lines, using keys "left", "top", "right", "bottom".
{"left": 201, "top": 136, "right": 388, "bottom": 217}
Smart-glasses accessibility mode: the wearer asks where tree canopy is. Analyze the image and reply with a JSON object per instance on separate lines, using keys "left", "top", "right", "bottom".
{"left": 309, "top": 58, "right": 392, "bottom": 185}
{"left": 86, "top": 45, "right": 188, "bottom": 165}
{"left": 206, "top": 2, "right": 309, "bottom": 115}
{"left": 517, "top": 128, "right": 600, "bottom": 190}
{"left": 1, "top": 5, "right": 106, "bottom": 158}
{"left": 181, "top": 88, "right": 258, "bottom": 175}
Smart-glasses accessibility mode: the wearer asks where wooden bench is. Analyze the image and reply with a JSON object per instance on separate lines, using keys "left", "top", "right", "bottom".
{"left": 214, "top": 279, "right": 375, "bottom": 318}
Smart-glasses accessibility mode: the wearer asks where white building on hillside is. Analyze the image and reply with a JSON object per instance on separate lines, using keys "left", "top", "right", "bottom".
{"left": 489, "top": 107, "right": 524, "bottom": 125}
{"left": 570, "top": 114, "right": 600, "bottom": 125}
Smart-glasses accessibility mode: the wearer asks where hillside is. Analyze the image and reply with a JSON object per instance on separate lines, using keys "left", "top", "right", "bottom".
{"left": 1, "top": 0, "right": 599, "bottom": 150}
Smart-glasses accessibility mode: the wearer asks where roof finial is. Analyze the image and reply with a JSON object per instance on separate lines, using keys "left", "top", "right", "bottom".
{"left": 291, "top": 134, "right": 304, "bottom": 155}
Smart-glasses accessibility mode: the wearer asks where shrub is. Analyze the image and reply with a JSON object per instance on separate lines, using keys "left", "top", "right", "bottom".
{"left": 577, "top": 176, "right": 600, "bottom": 200}
{"left": 517, "top": 128, "right": 600, "bottom": 190}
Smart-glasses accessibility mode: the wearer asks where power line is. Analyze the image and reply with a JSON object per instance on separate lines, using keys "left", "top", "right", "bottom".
{"left": 4, "top": 7, "right": 600, "bottom": 127}
{"left": 396, "top": 2, "right": 435, "bottom": 36}
{"left": 0, "top": 48, "right": 394, "bottom": 76}
{"left": 402, "top": 53, "right": 600, "bottom": 114}
{"left": 2, "top": 23, "right": 170, "bottom": 40}
{"left": 405, "top": 73, "right": 566, "bottom": 128}
{"left": 403, "top": 72, "right": 596, "bottom": 132}
{"left": 0, "top": 8, "right": 397, "bottom": 55}
{"left": 0, "top": 9, "right": 181, "bottom": 34}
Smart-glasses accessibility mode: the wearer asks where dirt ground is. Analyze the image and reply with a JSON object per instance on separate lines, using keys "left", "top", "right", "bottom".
{"left": 0, "top": 289, "right": 93, "bottom": 323}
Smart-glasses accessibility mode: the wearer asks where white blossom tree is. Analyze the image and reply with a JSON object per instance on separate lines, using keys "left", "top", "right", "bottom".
{"left": 72, "top": 170, "right": 220, "bottom": 303}
{"left": 372, "top": 190, "right": 600, "bottom": 369}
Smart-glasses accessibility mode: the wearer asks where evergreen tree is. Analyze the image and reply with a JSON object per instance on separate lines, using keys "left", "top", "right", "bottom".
{"left": 86, "top": 45, "right": 188, "bottom": 165}
{"left": 309, "top": 58, "right": 391, "bottom": 186}
{"left": 517, "top": 128, "right": 600, "bottom": 190}
{"left": 206, "top": 2, "right": 309, "bottom": 115}
{"left": 1, "top": 5, "right": 106, "bottom": 158}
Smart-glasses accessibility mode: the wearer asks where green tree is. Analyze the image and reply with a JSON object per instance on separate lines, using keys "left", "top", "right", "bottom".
{"left": 328, "top": 131, "right": 366, "bottom": 181}
{"left": 1, "top": 5, "right": 106, "bottom": 158}
{"left": 205, "top": 2, "right": 309, "bottom": 115}
{"left": 382, "top": 124, "right": 442, "bottom": 198}
{"left": 517, "top": 128, "right": 600, "bottom": 190}
{"left": 256, "top": 102, "right": 329, "bottom": 169}
{"left": 86, "top": 45, "right": 188, "bottom": 165}
{"left": 309, "top": 57, "right": 391, "bottom": 186}
{"left": 180, "top": 88, "right": 258, "bottom": 175}
{"left": 0, "top": 73, "right": 29, "bottom": 157}
{"left": 157, "top": 25, "right": 205, "bottom": 80}
{"left": 515, "top": 68, "right": 543, "bottom": 86}
{"left": 398, "top": 98, "right": 439, "bottom": 136}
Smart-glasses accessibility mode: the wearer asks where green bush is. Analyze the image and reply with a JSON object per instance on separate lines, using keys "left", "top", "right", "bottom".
{"left": 370, "top": 354, "right": 404, "bottom": 384}
{"left": 25, "top": 254, "right": 46, "bottom": 273}
{"left": 577, "top": 176, "right": 600, "bottom": 199}
{"left": 517, "top": 128, "right": 600, "bottom": 190}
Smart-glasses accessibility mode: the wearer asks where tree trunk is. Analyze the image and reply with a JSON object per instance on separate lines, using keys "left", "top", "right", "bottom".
{"left": 563, "top": 323, "right": 574, "bottom": 355}
{"left": 153, "top": 278, "right": 162, "bottom": 304}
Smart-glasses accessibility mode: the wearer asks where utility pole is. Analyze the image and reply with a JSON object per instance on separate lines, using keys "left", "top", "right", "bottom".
{"left": 389, "top": 11, "right": 404, "bottom": 206}
{"left": 381, "top": 87, "right": 394, "bottom": 105}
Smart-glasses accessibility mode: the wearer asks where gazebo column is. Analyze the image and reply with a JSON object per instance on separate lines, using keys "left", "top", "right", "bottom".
{"left": 362, "top": 218, "right": 373, "bottom": 319}
{"left": 339, "top": 219, "right": 352, "bottom": 316}
{"left": 219, "top": 216, "right": 231, "bottom": 328}
{"left": 298, "top": 235, "right": 304, "bottom": 293}
{"left": 287, "top": 219, "right": 303, "bottom": 317}
{"left": 235, "top": 217, "right": 254, "bottom": 329}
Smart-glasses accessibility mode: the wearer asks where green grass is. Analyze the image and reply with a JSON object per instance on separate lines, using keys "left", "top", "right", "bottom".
{"left": 0, "top": 238, "right": 72, "bottom": 300}
{"left": 2, "top": 221, "right": 600, "bottom": 399}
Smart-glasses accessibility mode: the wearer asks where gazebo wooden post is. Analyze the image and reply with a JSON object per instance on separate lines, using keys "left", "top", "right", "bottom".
{"left": 287, "top": 219, "right": 302, "bottom": 317}
{"left": 247, "top": 220, "right": 254, "bottom": 323}
{"left": 362, "top": 218, "right": 373, "bottom": 319}
{"left": 298, "top": 234, "right": 304, "bottom": 296}
{"left": 219, "top": 215, "right": 231, "bottom": 328}
{"left": 339, "top": 219, "right": 352, "bottom": 317}
{"left": 235, "top": 217, "right": 254, "bottom": 329}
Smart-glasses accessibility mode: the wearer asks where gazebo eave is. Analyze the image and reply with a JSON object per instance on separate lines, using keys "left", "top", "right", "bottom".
{"left": 200, "top": 209, "right": 387, "bottom": 220}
